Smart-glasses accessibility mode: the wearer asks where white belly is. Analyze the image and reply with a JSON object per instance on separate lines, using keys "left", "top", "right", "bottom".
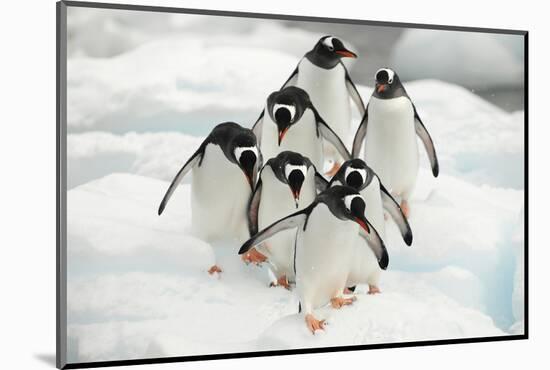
{"left": 295, "top": 204, "right": 358, "bottom": 314}
{"left": 296, "top": 59, "right": 351, "bottom": 141}
{"left": 364, "top": 96, "right": 419, "bottom": 199}
{"left": 191, "top": 144, "right": 251, "bottom": 244}
{"left": 257, "top": 167, "right": 317, "bottom": 280}
{"left": 260, "top": 108, "right": 323, "bottom": 169}
{"left": 346, "top": 180, "right": 385, "bottom": 287}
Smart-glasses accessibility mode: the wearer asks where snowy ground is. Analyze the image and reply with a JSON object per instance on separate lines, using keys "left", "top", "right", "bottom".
{"left": 65, "top": 18, "right": 525, "bottom": 364}
{"left": 67, "top": 172, "right": 517, "bottom": 362}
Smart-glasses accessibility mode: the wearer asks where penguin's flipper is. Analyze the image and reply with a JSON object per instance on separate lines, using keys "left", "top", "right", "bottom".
{"left": 313, "top": 109, "right": 352, "bottom": 161}
{"left": 281, "top": 65, "right": 299, "bottom": 89}
{"left": 413, "top": 105, "right": 439, "bottom": 177}
{"left": 314, "top": 172, "right": 329, "bottom": 192}
{"left": 341, "top": 62, "right": 366, "bottom": 117}
{"left": 358, "top": 219, "right": 389, "bottom": 270}
{"left": 239, "top": 209, "right": 309, "bottom": 255}
{"left": 251, "top": 109, "right": 265, "bottom": 146}
{"left": 247, "top": 178, "right": 263, "bottom": 236}
{"left": 352, "top": 108, "right": 368, "bottom": 157}
{"left": 378, "top": 179, "right": 413, "bottom": 246}
{"left": 158, "top": 146, "right": 203, "bottom": 215}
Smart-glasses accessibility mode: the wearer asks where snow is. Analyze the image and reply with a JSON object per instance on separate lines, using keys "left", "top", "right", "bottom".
{"left": 67, "top": 132, "right": 204, "bottom": 188}
{"left": 390, "top": 29, "right": 524, "bottom": 90}
{"left": 67, "top": 172, "right": 517, "bottom": 362}
{"left": 64, "top": 13, "right": 525, "bottom": 364}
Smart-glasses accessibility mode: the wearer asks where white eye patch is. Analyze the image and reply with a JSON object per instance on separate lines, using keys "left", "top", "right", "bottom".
{"left": 375, "top": 68, "right": 395, "bottom": 84}
{"left": 234, "top": 146, "right": 258, "bottom": 162}
{"left": 285, "top": 164, "right": 307, "bottom": 180}
{"left": 273, "top": 104, "right": 296, "bottom": 122}
{"left": 322, "top": 36, "right": 335, "bottom": 49}
{"left": 345, "top": 167, "right": 367, "bottom": 185}
{"left": 344, "top": 194, "right": 362, "bottom": 211}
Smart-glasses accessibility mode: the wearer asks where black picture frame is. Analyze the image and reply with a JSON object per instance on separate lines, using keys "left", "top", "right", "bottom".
{"left": 56, "top": 1, "right": 529, "bottom": 368}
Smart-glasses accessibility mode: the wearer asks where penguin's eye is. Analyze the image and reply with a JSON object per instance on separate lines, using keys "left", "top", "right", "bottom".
{"left": 273, "top": 104, "right": 296, "bottom": 123}
{"left": 344, "top": 194, "right": 362, "bottom": 212}
{"left": 322, "top": 36, "right": 335, "bottom": 51}
{"left": 285, "top": 164, "right": 307, "bottom": 180}
{"left": 234, "top": 146, "right": 258, "bottom": 163}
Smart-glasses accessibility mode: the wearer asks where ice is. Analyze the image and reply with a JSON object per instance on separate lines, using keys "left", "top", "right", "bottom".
{"left": 66, "top": 172, "right": 516, "bottom": 362}
{"left": 67, "top": 132, "right": 204, "bottom": 188}
{"left": 390, "top": 29, "right": 524, "bottom": 89}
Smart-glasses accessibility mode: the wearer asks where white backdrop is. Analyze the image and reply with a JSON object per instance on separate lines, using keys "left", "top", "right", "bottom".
{"left": 0, "top": 0, "right": 544, "bottom": 369}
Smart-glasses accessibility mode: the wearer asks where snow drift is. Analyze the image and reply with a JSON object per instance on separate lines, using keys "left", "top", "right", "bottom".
{"left": 66, "top": 171, "right": 519, "bottom": 362}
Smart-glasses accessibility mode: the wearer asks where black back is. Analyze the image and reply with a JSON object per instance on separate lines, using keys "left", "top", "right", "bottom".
{"left": 206, "top": 122, "right": 257, "bottom": 164}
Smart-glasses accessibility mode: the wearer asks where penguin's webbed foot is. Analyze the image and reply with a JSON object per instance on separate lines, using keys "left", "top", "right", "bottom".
{"left": 305, "top": 314, "right": 326, "bottom": 334}
{"left": 270, "top": 275, "right": 291, "bottom": 290}
{"left": 330, "top": 296, "right": 357, "bottom": 309}
{"left": 368, "top": 285, "right": 381, "bottom": 295}
{"left": 241, "top": 248, "right": 267, "bottom": 265}
{"left": 207, "top": 264, "right": 222, "bottom": 275}
{"left": 400, "top": 199, "right": 410, "bottom": 219}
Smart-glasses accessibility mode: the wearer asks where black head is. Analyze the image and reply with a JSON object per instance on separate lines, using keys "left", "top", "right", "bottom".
{"left": 332, "top": 159, "right": 373, "bottom": 191}
{"left": 227, "top": 130, "right": 259, "bottom": 190}
{"left": 266, "top": 87, "right": 312, "bottom": 145}
{"left": 373, "top": 68, "right": 406, "bottom": 99}
{"left": 271, "top": 151, "right": 313, "bottom": 208}
{"left": 318, "top": 186, "right": 371, "bottom": 234}
{"left": 208, "top": 123, "right": 260, "bottom": 189}
{"left": 305, "top": 36, "right": 357, "bottom": 69}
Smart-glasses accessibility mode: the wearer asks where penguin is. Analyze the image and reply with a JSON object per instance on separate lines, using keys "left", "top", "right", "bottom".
{"left": 281, "top": 36, "right": 366, "bottom": 174}
{"left": 239, "top": 186, "right": 388, "bottom": 334}
{"left": 328, "top": 159, "right": 412, "bottom": 294}
{"left": 158, "top": 122, "right": 260, "bottom": 275}
{"left": 352, "top": 68, "right": 439, "bottom": 217}
{"left": 252, "top": 86, "right": 351, "bottom": 173}
{"left": 244, "top": 151, "right": 329, "bottom": 288}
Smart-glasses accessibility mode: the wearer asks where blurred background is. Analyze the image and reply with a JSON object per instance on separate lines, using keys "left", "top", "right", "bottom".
{"left": 68, "top": 8, "right": 525, "bottom": 112}
{"left": 66, "top": 7, "right": 525, "bottom": 191}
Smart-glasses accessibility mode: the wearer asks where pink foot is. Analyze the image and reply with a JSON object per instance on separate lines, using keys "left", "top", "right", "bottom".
{"left": 368, "top": 285, "right": 381, "bottom": 295}
{"left": 305, "top": 314, "right": 326, "bottom": 334}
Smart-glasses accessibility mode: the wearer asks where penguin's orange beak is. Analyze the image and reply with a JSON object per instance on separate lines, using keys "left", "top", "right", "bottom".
{"left": 336, "top": 49, "right": 357, "bottom": 58}
{"left": 278, "top": 127, "right": 289, "bottom": 146}
{"left": 354, "top": 217, "right": 370, "bottom": 234}
{"left": 377, "top": 84, "right": 387, "bottom": 93}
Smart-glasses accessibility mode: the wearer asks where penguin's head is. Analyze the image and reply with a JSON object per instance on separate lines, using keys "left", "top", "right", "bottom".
{"left": 231, "top": 133, "right": 259, "bottom": 189}
{"left": 338, "top": 159, "right": 371, "bottom": 191}
{"left": 267, "top": 87, "right": 311, "bottom": 145}
{"left": 279, "top": 151, "right": 311, "bottom": 208}
{"left": 321, "top": 186, "right": 371, "bottom": 234}
{"left": 309, "top": 36, "right": 357, "bottom": 68}
{"left": 374, "top": 68, "right": 403, "bottom": 97}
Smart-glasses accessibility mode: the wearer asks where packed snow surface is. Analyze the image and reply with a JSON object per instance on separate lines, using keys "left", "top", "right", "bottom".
{"left": 67, "top": 170, "right": 520, "bottom": 362}
{"left": 65, "top": 29, "right": 525, "bottom": 364}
